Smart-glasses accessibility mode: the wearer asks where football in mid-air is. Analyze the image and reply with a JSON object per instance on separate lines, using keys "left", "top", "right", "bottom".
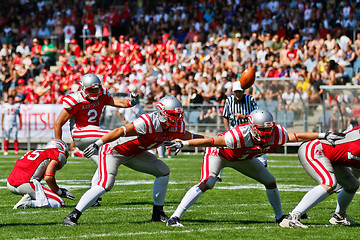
{"left": 240, "top": 67, "right": 255, "bottom": 89}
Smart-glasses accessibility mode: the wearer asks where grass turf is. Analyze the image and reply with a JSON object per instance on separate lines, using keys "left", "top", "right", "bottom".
{"left": 0, "top": 153, "right": 359, "bottom": 240}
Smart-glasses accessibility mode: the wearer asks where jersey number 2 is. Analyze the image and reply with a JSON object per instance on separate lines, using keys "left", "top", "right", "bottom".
{"left": 88, "top": 109, "right": 98, "bottom": 123}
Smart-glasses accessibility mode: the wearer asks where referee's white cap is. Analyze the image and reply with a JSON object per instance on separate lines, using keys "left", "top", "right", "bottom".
{"left": 232, "top": 81, "right": 243, "bottom": 92}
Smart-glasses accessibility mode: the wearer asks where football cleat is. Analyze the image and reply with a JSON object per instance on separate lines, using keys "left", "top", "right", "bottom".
{"left": 276, "top": 214, "right": 287, "bottom": 223}
{"left": 13, "top": 194, "right": 32, "bottom": 209}
{"left": 4, "top": 152, "right": 8, "bottom": 155}
{"left": 329, "top": 213, "right": 360, "bottom": 226}
{"left": 279, "top": 212, "right": 308, "bottom": 228}
{"left": 151, "top": 205, "right": 169, "bottom": 222}
{"left": 167, "top": 217, "right": 184, "bottom": 227}
{"left": 15, "top": 151, "right": 19, "bottom": 155}
{"left": 62, "top": 209, "right": 82, "bottom": 226}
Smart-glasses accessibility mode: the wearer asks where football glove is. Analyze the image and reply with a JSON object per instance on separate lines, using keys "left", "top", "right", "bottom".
{"left": 83, "top": 143, "right": 99, "bottom": 158}
{"left": 325, "top": 132, "right": 345, "bottom": 146}
{"left": 129, "top": 92, "right": 139, "bottom": 106}
{"left": 59, "top": 188, "right": 75, "bottom": 200}
{"left": 164, "top": 141, "right": 183, "bottom": 156}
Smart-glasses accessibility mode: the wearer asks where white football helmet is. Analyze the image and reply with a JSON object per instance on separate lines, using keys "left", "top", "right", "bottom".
{"left": 80, "top": 73, "right": 103, "bottom": 100}
{"left": 156, "top": 96, "right": 184, "bottom": 127}
{"left": 45, "top": 139, "right": 69, "bottom": 168}
{"left": 248, "top": 109, "right": 275, "bottom": 143}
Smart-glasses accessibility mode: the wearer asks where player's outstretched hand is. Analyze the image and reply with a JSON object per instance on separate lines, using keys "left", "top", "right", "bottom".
{"left": 59, "top": 188, "right": 75, "bottom": 200}
{"left": 129, "top": 92, "right": 140, "bottom": 106}
{"left": 164, "top": 141, "right": 183, "bottom": 156}
{"left": 83, "top": 143, "right": 99, "bottom": 158}
{"left": 325, "top": 132, "right": 345, "bottom": 146}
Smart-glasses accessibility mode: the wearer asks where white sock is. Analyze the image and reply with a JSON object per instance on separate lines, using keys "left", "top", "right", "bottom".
{"left": 153, "top": 175, "right": 169, "bottom": 206}
{"left": 335, "top": 189, "right": 355, "bottom": 214}
{"left": 32, "top": 179, "right": 48, "bottom": 207}
{"left": 76, "top": 185, "right": 106, "bottom": 212}
{"left": 266, "top": 188, "right": 283, "bottom": 219}
{"left": 293, "top": 185, "right": 329, "bottom": 214}
{"left": 31, "top": 198, "right": 61, "bottom": 208}
{"left": 171, "top": 185, "right": 203, "bottom": 219}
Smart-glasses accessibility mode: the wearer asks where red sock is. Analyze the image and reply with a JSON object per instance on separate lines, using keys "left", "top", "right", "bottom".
{"left": 14, "top": 140, "right": 19, "bottom": 152}
{"left": 167, "top": 148, "right": 171, "bottom": 155}
{"left": 4, "top": 140, "right": 9, "bottom": 152}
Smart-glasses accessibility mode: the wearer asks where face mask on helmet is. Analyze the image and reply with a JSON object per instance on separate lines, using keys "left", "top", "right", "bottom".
{"left": 248, "top": 110, "right": 275, "bottom": 143}
{"left": 45, "top": 139, "right": 69, "bottom": 167}
{"left": 80, "top": 74, "right": 103, "bottom": 100}
{"left": 156, "top": 96, "right": 184, "bottom": 127}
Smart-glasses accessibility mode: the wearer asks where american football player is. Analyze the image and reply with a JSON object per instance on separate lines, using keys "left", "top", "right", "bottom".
{"left": 164, "top": 109, "right": 345, "bottom": 227}
{"left": 7, "top": 139, "right": 75, "bottom": 209}
{"left": 61, "top": 96, "right": 206, "bottom": 225}
{"left": 280, "top": 126, "right": 360, "bottom": 228}
{"left": 1, "top": 95, "right": 22, "bottom": 155}
{"left": 54, "top": 73, "right": 139, "bottom": 198}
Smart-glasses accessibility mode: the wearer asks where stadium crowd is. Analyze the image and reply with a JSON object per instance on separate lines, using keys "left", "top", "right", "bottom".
{"left": 0, "top": 0, "right": 360, "bottom": 131}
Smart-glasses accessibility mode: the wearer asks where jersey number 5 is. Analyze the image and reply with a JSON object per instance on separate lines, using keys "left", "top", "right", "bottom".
{"left": 27, "top": 150, "right": 45, "bottom": 160}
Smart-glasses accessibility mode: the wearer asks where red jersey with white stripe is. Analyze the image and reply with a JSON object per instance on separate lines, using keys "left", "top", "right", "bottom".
{"left": 62, "top": 89, "right": 112, "bottom": 130}
{"left": 221, "top": 123, "right": 288, "bottom": 161}
{"left": 320, "top": 126, "right": 360, "bottom": 169}
{"left": 7, "top": 148, "right": 65, "bottom": 186}
{"left": 111, "top": 112, "right": 185, "bottom": 156}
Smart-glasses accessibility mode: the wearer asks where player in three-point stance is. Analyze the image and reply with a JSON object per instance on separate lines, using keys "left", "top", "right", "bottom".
{"left": 164, "top": 109, "right": 345, "bottom": 227}
{"left": 7, "top": 139, "right": 75, "bottom": 209}
{"left": 280, "top": 126, "right": 360, "bottom": 228}
{"left": 61, "top": 96, "right": 206, "bottom": 225}
{"left": 1, "top": 95, "right": 22, "bottom": 155}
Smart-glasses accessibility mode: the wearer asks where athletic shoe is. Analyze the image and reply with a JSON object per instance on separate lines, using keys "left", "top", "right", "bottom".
{"left": 279, "top": 212, "right": 308, "bottom": 228}
{"left": 4, "top": 152, "right": 8, "bottom": 156}
{"left": 329, "top": 213, "right": 360, "bottom": 226}
{"left": 62, "top": 209, "right": 82, "bottom": 226}
{"left": 167, "top": 217, "right": 184, "bottom": 227}
{"left": 301, "top": 213, "right": 310, "bottom": 219}
{"left": 151, "top": 205, "right": 169, "bottom": 222}
{"left": 15, "top": 151, "right": 18, "bottom": 155}
{"left": 276, "top": 215, "right": 287, "bottom": 223}
{"left": 13, "top": 194, "right": 32, "bottom": 209}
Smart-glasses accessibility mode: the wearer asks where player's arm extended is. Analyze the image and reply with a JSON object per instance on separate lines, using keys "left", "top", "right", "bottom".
{"left": 287, "top": 132, "right": 345, "bottom": 143}
{"left": 110, "top": 97, "right": 132, "bottom": 108}
{"left": 99, "top": 124, "right": 138, "bottom": 145}
{"left": 54, "top": 109, "right": 72, "bottom": 139}
{"left": 43, "top": 160, "right": 61, "bottom": 194}
{"left": 110, "top": 92, "right": 139, "bottom": 108}
{"left": 181, "top": 131, "right": 208, "bottom": 140}
{"left": 182, "top": 135, "right": 226, "bottom": 148}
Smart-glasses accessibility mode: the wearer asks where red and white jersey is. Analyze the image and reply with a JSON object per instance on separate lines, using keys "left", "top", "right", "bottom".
{"left": 111, "top": 112, "right": 185, "bottom": 156}
{"left": 62, "top": 89, "right": 112, "bottom": 130}
{"left": 320, "top": 126, "right": 360, "bottom": 169}
{"left": 7, "top": 148, "right": 66, "bottom": 186}
{"left": 220, "top": 123, "right": 288, "bottom": 161}
{"left": 1, "top": 102, "right": 21, "bottom": 126}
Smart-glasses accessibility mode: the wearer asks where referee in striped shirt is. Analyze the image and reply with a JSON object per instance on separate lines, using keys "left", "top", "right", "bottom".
{"left": 222, "top": 81, "right": 258, "bottom": 131}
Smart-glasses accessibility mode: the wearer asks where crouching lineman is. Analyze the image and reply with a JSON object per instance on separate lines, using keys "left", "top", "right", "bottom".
{"left": 61, "top": 96, "right": 206, "bottom": 226}
{"left": 280, "top": 126, "right": 360, "bottom": 228}
{"left": 164, "top": 109, "right": 345, "bottom": 227}
{"left": 7, "top": 139, "right": 75, "bottom": 209}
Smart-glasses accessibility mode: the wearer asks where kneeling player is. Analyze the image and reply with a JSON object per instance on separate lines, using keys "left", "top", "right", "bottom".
{"left": 7, "top": 139, "right": 75, "bottom": 209}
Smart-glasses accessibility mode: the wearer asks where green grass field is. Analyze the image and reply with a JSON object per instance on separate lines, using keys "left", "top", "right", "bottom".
{"left": 1, "top": 153, "right": 359, "bottom": 240}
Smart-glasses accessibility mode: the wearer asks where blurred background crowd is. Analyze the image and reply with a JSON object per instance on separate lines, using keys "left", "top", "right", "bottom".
{"left": 0, "top": 0, "right": 360, "bottom": 132}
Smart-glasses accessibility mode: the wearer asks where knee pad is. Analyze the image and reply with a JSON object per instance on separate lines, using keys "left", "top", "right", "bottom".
{"left": 205, "top": 175, "right": 217, "bottom": 189}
